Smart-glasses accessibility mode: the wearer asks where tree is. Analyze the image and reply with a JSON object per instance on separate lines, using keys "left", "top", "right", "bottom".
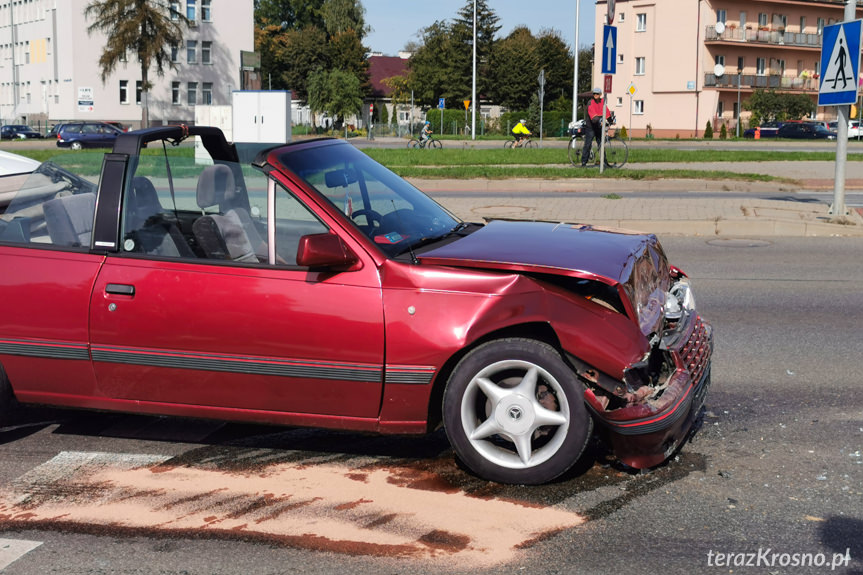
{"left": 407, "top": 21, "right": 464, "bottom": 107}
{"left": 85, "top": 0, "right": 187, "bottom": 128}
{"left": 254, "top": 0, "right": 325, "bottom": 30}
{"left": 307, "top": 68, "right": 364, "bottom": 135}
{"left": 452, "top": 0, "right": 501, "bottom": 99}
{"left": 487, "top": 26, "right": 539, "bottom": 111}
{"left": 744, "top": 89, "right": 816, "bottom": 124}
{"left": 320, "top": 0, "right": 368, "bottom": 37}
{"left": 536, "top": 30, "right": 574, "bottom": 104}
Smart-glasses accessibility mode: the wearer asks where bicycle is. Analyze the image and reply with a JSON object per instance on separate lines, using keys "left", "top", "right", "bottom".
{"left": 567, "top": 118, "right": 628, "bottom": 168}
{"left": 504, "top": 136, "right": 537, "bottom": 149}
{"left": 407, "top": 136, "right": 442, "bottom": 149}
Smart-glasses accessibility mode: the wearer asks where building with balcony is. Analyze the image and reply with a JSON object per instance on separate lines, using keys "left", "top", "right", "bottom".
{"left": 593, "top": 0, "right": 855, "bottom": 137}
{"left": 0, "top": 0, "right": 253, "bottom": 131}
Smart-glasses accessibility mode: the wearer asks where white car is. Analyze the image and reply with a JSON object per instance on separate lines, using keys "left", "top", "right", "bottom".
{"left": 828, "top": 120, "right": 862, "bottom": 138}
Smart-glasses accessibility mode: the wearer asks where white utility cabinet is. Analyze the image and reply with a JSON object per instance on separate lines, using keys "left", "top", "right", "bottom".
{"left": 232, "top": 90, "right": 292, "bottom": 143}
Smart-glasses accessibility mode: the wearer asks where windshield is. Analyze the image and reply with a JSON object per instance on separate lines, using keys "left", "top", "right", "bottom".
{"left": 275, "top": 142, "right": 460, "bottom": 257}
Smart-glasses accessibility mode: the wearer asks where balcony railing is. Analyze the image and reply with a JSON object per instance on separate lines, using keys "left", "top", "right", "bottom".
{"left": 705, "top": 26, "right": 822, "bottom": 49}
{"left": 704, "top": 73, "right": 819, "bottom": 91}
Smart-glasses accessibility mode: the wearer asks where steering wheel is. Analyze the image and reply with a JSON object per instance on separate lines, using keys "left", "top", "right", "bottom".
{"left": 351, "top": 209, "right": 383, "bottom": 234}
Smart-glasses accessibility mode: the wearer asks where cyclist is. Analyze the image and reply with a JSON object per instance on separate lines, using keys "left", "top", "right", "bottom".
{"left": 512, "top": 118, "right": 531, "bottom": 148}
{"left": 420, "top": 121, "right": 433, "bottom": 145}
{"left": 580, "top": 88, "right": 612, "bottom": 167}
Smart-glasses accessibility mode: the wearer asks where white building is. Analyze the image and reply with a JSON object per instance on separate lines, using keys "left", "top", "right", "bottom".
{"left": 0, "top": 0, "right": 253, "bottom": 130}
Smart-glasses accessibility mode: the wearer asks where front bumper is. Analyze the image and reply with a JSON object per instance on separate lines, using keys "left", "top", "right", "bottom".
{"left": 585, "top": 315, "right": 713, "bottom": 468}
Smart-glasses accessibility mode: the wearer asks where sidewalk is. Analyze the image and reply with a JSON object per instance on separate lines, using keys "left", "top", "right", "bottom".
{"left": 410, "top": 175, "right": 863, "bottom": 237}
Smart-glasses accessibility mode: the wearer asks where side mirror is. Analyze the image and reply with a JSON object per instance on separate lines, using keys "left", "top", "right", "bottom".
{"left": 296, "top": 232, "right": 360, "bottom": 270}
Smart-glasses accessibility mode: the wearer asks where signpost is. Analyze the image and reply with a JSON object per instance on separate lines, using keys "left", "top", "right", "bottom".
{"left": 819, "top": 16, "right": 862, "bottom": 217}
{"left": 438, "top": 97, "right": 445, "bottom": 132}
{"left": 538, "top": 69, "right": 546, "bottom": 145}
{"left": 627, "top": 82, "right": 637, "bottom": 141}
{"left": 599, "top": 24, "right": 617, "bottom": 174}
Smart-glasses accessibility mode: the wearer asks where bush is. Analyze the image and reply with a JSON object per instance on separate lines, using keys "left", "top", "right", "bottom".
{"left": 704, "top": 120, "right": 714, "bottom": 139}
{"left": 618, "top": 125, "right": 628, "bottom": 139}
{"left": 719, "top": 124, "right": 728, "bottom": 139}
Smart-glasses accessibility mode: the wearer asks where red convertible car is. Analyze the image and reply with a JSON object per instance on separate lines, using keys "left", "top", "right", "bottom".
{"left": 0, "top": 126, "right": 712, "bottom": 484}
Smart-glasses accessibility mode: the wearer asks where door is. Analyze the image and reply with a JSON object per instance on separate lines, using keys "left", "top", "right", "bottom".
{"left": 88, "top": 167, "right": 386, "bottom": 420}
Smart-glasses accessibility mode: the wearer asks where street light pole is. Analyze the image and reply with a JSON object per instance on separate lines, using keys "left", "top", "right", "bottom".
{"left": 572, "top": 0, "right": 580, "bottom": 123}
{"left": 736, "top": 68, "right": 741, "bottom": 138}
{"left": 471, "top": 0, "right": 477, "bottom": 140}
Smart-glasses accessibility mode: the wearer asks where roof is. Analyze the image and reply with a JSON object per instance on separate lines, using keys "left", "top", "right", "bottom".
{"left": 368, "top": 55, "right": 409, "bottom": 99}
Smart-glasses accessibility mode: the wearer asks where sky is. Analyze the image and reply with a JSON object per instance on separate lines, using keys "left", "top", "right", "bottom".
{"left": 362, "top": 0, "right": 597, "bottom": 56}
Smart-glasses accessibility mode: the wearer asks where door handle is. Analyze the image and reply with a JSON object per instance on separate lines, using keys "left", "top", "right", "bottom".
{"left": 106, "top": 283, "right": 135, "bottom": 296}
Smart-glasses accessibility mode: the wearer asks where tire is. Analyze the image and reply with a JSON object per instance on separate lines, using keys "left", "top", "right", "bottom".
{"left": 567, "top": 137, "right": 584, "bottom": 166}
{"left": 407, "top": 139, "right": 420, "bottom": 149}
{"left": 429, "top": 139, "right": 443, "bottom": 149}
{"left": 70, "top": 141, "right": 83, "bottom": 151}
{"left": 503, "top": 140, "right": 514, "bottom": 149}
{"left": 604, "top": 137, "right": 629, "bottom": 168}
{"left": 524, "top": 139, "right": 537, "bottom": 148}
{"left": 443, "top": 338, "right": 592, "bottom": 484}
{"left": 0, "top": 364, "right": 12, "bottom": 426}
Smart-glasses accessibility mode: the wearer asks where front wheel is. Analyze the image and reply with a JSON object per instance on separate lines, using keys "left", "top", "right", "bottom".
{"left": 407, "top": 139, "right": 420, "bottom": 149}
{"left": 443, "top": 338, "right": 592, "bottom": 484}
{"left": 70, "top": 141, "right": 83, "bottom": 151}
{"left": 429, "top": 139, "right": 443, "bottom": 149}
{"left": 604, "top": 136, "right": 629, "bottom": 168}
{"left": 523, "top": 139, "right": 537, "bottom": 148}
{"left": 567, "top": 137, "right": 582, "bottom": 166}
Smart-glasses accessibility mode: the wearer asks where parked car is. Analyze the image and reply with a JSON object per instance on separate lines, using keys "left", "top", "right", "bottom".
{"left": 55, "top": 121, "right": 124, "bottom": 149}
{"left": 743, "top": 121, "right": 783, "bottom": 138}
{"left": 0, "top": 126, "right": 713, "bottom": 484}
{"left": 0, "top": 124, "right": 44, "bottom": 140}
{"left": 827, "top": 120, "right": 862, "bottom": 138}
{"left": 777, "top": 122, "right": 837, "bottom": 140}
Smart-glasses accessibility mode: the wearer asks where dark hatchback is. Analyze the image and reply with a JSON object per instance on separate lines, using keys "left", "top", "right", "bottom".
{"left": 0, "top": 125, "right": 44, "bottom": 140}
{"left": 777, "top": 122, "right": 836, "bottom": 140}
{"left": 55, "top": 122, "right": 124, "bottom": 149}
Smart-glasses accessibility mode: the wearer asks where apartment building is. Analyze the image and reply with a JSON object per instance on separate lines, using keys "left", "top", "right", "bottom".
{"left": 595, "top": 0, "right": 855, "bottom": 138}
{"left": 0, "top": 0, "right": 253, "bottom": 130}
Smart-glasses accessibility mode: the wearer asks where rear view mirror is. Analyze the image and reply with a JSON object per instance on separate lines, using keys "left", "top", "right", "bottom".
{"left": 324, "top": 168, "right": 358, "bottom": 189}
{"left": 296, "top": 232, "right": 360, "bottom": 270}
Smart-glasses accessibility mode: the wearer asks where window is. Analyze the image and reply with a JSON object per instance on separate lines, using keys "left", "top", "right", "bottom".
{"left": 186, "top": 0, "right": 196, "bottom": 21}
{"left": 616, "top": 97, "right": 623, "bottom": 107}
{"left": 202, "top": 41, "right": 211, "bottom": 65}
{"left": 187, "top": 40, "right": 197, "bottom": 64}
{"left": 800, "top": 16, "right": 806, "bottom": 33}
{"left": 618, "top": 12, "right": 625, "bottom": 22}
{"left": 136, "top": 81, "right": 142, "bottom": 104}
{"left": 169, "top": 0, "right": 180, "bottom": 20}
{"left": 201, "top": 0, "right": 211, "bottom": 21}
{"left": 740, "top": 11, "right": 746, "bottom": 29}
{"left": 634, "top": 100, "right": 644, "bottom": 115}
{"left": 119, "top": 80, "right": 128, "bottom": 104}
{"left": 715, "top": 55, "right": 725, "bottom": 67}
{"left": 716, "top": 10, "right": 726, "bottom": 24}
{"left": 817, "top": 18, "right": 825, "bottom": 35}
{"left": 733, "top": 102, "right": 740, "bottom": 119}
{"left": 758, "top": 13, "right": 768, "bottom": 27}
{"left": 618, "top": 53, "right": 624, "bottom": 64}
{"left": 635, "top": 57, "right": 645, "bottom": 75}
{"left": 636, "top": 13, "right": 646, "bottom": 32}
{"left": 202, "top": 82, "right": 212, "bottom": 105}
{"left": 187, "top": 82, "right": 197, "bottom": 105}
{"left": 756, "top": 58, "right": 766, "bottom": 76}
{"left": 737, "top": 56, "right": 745, "bottom": 73}
{"left": 172, "top": 81, "right": 180, "bottom": 105}
{"left": 717, "top": 101, "right": 724, "bottom": 116}
{"left": 171, "top": 44, "right": 179, "bottom": 63}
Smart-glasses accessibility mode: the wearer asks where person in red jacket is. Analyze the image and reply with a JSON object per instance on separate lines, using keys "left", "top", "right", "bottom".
{"left": 580, "top": 88, "right": 613, "bottom": 167}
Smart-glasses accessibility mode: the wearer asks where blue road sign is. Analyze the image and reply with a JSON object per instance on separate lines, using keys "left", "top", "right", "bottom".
{"left": 819, "top": 20, "right": 863, "bottom": 106}
{"left": 438, "top": 98, "right": 445, "bottom": 109}
{"left": 601, "top": 25, "right": 617, "bottom": 75}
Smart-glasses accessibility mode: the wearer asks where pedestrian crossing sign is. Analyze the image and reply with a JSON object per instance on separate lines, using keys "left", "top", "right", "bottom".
{"left": 819, "top": 20, "right": 863, "bottom": 106}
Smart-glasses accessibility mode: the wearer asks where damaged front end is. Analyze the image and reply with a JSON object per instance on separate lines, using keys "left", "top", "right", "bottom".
{"left": 573, "top": 267, "right": 713, "bottom": 469}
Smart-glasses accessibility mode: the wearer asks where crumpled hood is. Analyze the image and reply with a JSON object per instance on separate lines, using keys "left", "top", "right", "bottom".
{"left": 418, "top": 220, "right": 670, "bottom": 336}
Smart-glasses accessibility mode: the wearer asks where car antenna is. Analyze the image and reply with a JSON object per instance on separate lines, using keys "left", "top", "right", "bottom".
{"left": 392, "top": 199, "right": 418, "bottom": 265}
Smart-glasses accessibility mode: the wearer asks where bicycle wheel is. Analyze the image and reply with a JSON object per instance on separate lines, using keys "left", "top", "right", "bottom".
{"left": 429, "top": 139, "right": 443, "bottom": 149}
{"left": 604, "top": 136, "right": 629, "bottom": 168}
{"left": 524, "top": 139, "right": 537, "bottom": 148}
{"left": 567, "top": 137, "right": 582, "bottom": 166}
{"left": 408, "top": 139, "right": 420, "bottom": 149}
{"left": 504, "top": 140, "right": 515, "bottom": 149}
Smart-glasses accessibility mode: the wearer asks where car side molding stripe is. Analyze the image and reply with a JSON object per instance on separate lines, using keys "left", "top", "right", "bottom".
{"left": 0, "top": 338, "right": 90, "bottom": 361}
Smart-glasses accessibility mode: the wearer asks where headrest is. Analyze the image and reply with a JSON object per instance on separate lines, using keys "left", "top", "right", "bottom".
{"left": 196, "top": 164, "right": 235, "bottom": 209}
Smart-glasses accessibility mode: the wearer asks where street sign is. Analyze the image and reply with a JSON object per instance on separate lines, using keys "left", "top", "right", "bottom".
{"left": 607, "top": 0, "right": 615, "bottom": 26}
{"left": 438, "top": 98, "right": 445, "bottom": 109}
{"left": 601, "top": 25, "right": 617, "bottom": 75}
{"left": 627, "top": 82, "right": 637, "bottom": 96}
{"left": 463, "top": 100, "right": 470, "bottom": 110}
{"left": 819, "top": 20, "right": 863, "bottom": 106}
{"left": 604, "top": 75, "right": 613, "bottom": 93}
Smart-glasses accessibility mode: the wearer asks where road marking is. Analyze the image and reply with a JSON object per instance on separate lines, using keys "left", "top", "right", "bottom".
{"left": 0, "top": 451, "right": 584, "bottom": 567}
{"left": 0, "top": 538, "right": 43, "bottom": 570}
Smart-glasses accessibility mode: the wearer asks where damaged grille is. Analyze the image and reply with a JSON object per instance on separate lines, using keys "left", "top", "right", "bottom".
{"left": 680, "top": 316, "right": 711, "bottom": 383}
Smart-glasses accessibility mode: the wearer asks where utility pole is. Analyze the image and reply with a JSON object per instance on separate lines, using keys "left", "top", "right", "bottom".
{"left": 832, "top": 0, "right": 857, "bottom": 218}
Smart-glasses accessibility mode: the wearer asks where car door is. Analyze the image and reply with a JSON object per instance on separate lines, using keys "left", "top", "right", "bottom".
{"left": 88, "top": 164, "right": 386, "bottom": 420}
